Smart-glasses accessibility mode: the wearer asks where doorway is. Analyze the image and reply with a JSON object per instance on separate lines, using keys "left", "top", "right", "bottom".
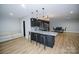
{"left": 23, "top": 21, "right": 26, "bottom": 37}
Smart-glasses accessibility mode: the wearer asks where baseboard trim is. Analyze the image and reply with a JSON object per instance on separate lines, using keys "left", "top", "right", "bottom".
{"left": 0, "top": 33, "right": 23, "bottom": 42}
{"left": 64, "top": 31, "right": 79, "bottom": 34}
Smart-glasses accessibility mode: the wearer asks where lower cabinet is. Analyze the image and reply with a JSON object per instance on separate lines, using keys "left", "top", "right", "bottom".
{"left": 31, "top": 32, "right": 55, "bottom": 48}
{"left": 31, "top": 32, "right": 36, "bottom": 41}
{"left": 45, "top": 35, "right": 55, "bottom": 47}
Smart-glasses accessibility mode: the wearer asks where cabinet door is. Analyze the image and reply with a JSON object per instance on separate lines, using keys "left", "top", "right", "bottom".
{"left": 31, "top": 18, "right": 37, "bottom": 27}
{"left": 37, "top": 33, "right": 40, "bottom": 42}
{"left": 46, "top": 35, "right": 55, "bottom": 48}
{"left": 36, "top": 34, "right": 43, "bottom": 44}
{"left": 31, "top": 32, "right": 36, "bottom": 41}
{"left": 43, "top": 23, "right": 49, "bottom": 31}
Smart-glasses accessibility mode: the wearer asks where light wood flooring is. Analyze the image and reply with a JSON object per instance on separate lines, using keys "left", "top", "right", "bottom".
{"left": 0, "top": 32, "right": 79, "bottom": 54}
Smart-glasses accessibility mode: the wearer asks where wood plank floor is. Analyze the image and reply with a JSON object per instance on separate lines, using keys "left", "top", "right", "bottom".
{"left": 0, "top": 32, "right": 79, "bottom": 54}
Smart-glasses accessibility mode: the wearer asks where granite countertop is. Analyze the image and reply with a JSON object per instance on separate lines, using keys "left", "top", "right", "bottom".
{"left": 30, "top": 30, "right": 58, "bottom": 36}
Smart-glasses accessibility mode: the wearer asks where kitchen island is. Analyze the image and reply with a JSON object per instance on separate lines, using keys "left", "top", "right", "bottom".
{"left": 30, "top": 30, "right": 58, "bottom": 49}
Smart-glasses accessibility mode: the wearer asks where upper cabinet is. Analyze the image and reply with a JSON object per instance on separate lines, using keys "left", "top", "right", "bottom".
{"left": 30, "top": 18, "right": 49, "bottom": 31}
{"left": 31, "top": 18, "right": 37, "bottom": 27}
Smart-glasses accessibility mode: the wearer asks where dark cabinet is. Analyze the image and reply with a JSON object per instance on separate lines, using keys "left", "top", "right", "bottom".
{"left": 31, "top": 18, "right": 36, "bottom": 27}
{"left": 45, "top": 35, "right": 55, "bottom": 47}
{"left": 31, "top": 32, "right": 36, "bottom": 41}
{"left": 31, "top": 32, "right": 55, "bottom": 48}
{"left": 30, "top": 18, "right": 49, "bottom": 31}
{"left": 39, "top": 20, "right": 49, "bottom": 31}
{"left": 31, "top": 18, "right": 40, "bottom": 27}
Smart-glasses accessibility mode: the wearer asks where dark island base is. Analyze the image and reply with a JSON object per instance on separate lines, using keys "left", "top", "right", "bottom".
{"left": 31, "top": 32, "right": 55, "bottom": 48}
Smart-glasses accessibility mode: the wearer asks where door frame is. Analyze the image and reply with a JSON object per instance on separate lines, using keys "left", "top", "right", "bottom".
{"left": 23, "top": 21, "right": 26, "bottom": 37}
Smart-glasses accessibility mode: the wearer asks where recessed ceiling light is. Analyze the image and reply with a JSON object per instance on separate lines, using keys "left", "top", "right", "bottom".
{"left": 70, "top": 11, "right": 74, "bottom": 14}
{"left": 21, "top": 4, "right": 26, "bottom": 8}
{"left": 9, "top": 12, "right": 14, "bottom": 16}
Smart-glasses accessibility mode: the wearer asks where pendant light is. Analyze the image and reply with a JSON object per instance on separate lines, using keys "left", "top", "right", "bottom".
{"left": 31, "top": 12, "right": 34, "bottom": 18}
{"left": 36, "top": 10, "right": 38, "bottom": 18}
{"left": 42, "top": 8, "right": 45, "bottom": 18}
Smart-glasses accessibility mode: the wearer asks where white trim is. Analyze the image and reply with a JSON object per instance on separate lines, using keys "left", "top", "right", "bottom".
{"left": 0, "top": 33, "right": 23, "bottom": 42}
{"left": 65, "top": 31, "right": 79, "bottom": 33}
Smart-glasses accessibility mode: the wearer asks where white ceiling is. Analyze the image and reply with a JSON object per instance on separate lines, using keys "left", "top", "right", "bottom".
{"left": 0, "top": 4, "right": 79, "bottom": 19}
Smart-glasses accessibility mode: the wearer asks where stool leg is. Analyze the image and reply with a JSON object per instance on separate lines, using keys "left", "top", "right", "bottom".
{"left": 28, "top": 34, "right": 30, "bottom": 41}
{"left": 30, "top": 32, "right": 33, "bottom": 43}
{"left": 38, "top": 35, "right": 40, "bottom": 47}
{"left": 44, "top": 36, "right": 46, "bottom": 49}
{"left": 36, "top": 34, "right": 38, "bottom": 46}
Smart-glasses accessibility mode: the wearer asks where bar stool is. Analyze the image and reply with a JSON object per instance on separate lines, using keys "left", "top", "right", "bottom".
{"left": 30, "top": 32, "right": 34, "bottom": 43}
{"left": 43, "top": 35, "right": 46, "bottom": 49}
{"left": 30, "top": 32, "right": 39, "bottom": 45}
{"left": 35, "top": 33, "right": 41, "bottom": 46}
{"left": 40, "top": 34, "right": 46, "bottom": 49}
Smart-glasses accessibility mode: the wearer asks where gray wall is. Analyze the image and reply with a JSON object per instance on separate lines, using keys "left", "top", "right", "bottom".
{"left": 0, "top": 18, "right": 22, "bottom": 42}
{"left": 0, "top": 18, "right": 21, "bottom": 34}
{"left": 50, "top": 17, "right": 79, "bottom": 33}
